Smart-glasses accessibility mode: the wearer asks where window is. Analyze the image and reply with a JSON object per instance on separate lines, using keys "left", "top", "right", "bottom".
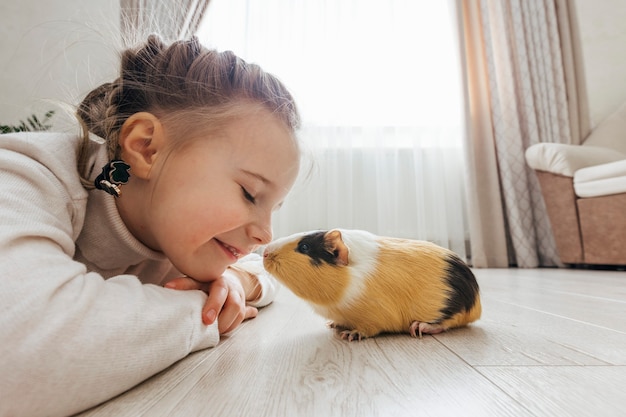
{"left": 197, "top": 0, "right": 468, "bottom": 256}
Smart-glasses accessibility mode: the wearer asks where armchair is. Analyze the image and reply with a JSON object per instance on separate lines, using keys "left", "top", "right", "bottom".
{"left": 525, "top": 102, "right": 626, "bottom": 266}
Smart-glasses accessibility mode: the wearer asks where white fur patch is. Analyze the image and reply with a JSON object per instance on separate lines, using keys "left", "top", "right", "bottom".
{"left": 264, "top": 231, "right": 308, "bottom": 254}
{"left": 335, "top": 229, "right": 379, "bottom": 308}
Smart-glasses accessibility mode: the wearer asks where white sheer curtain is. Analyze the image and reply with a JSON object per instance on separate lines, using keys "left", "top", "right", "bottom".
{"left": 197, "top": 0, "right": 469, "bottom": 259}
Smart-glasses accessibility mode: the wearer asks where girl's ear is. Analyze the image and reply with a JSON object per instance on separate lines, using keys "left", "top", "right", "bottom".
{"left": 118, "top": 112, "right": 165, "bottom": 179}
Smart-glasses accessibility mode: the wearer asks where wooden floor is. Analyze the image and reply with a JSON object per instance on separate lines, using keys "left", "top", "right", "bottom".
{"left": 78, "top": 268, "right": 626, "bottom": 417}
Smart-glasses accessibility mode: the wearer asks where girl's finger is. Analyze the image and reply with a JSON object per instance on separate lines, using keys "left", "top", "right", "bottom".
{"left": 218, "top": 303, "right": 258, "bottom": 334}
{"left": 245, "top": 306, "right": 258, "bottom": 320}
{"left": 216, "top": 290, "right": 244, "bottom": 333}
{"left": 202, "top": 280, "right": 229, "bottom": 325}
{"left": 163, "top": 276, "right": 202, "bottom": 291}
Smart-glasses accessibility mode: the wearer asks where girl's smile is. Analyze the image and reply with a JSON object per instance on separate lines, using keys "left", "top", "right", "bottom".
{"left": 216, "top": 239, "right": 247, "bottom": 261}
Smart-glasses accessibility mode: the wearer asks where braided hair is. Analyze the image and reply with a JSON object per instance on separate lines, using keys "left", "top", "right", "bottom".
{"left": 76, "top": 35, "right": 300, "bottom": 188}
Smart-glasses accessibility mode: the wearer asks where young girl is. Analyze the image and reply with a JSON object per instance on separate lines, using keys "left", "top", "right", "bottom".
{"left": 0, "top": 35, "right": 301, "bottom": 416}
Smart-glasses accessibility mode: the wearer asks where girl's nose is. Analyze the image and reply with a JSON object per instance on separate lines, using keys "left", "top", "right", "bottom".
{"left": 249, "top": 221, "right": 272, "bottom": 245}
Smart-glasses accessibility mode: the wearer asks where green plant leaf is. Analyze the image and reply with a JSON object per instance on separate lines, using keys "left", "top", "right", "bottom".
{"left": 0, "top": 111, "right": 55, "bottom": 133}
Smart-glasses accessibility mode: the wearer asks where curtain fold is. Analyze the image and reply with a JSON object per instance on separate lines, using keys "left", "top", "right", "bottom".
{"left": 120, "top": 0, "right": 210, "bottom": 45}
{"left": 457, "top": 0, "right": 509, "bottom": 268}
{"left": 555, "top": 0, "right": 590, "bottom": 145}
{"left": 458, "top": 0, "right": 590, "bottom": 267}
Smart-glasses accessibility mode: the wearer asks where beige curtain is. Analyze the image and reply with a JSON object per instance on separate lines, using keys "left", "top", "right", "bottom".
{"left": 554, "top": 0, "right": 590, "bottom": 144}
{"left": 120, "top": 0, "right": 210, "bottom": 45}
{"left": 458, "top": 0, "right": 590, "bottom": 268}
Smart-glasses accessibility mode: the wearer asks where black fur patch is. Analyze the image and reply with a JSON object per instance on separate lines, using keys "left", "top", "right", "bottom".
{"left": 295, "top": 231, "right": 339, "bottom": 267}
{"left": 439, "top": 254, "right": 480, "bottom": 320}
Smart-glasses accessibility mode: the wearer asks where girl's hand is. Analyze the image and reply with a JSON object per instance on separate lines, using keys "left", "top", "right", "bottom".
{"left": 164, "top": 275, "right": 258, "bottom": 334}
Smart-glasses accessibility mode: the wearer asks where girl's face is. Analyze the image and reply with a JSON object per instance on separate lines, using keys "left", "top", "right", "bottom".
{"left": 125, "top": 109, "right": 300, "bottom": 282}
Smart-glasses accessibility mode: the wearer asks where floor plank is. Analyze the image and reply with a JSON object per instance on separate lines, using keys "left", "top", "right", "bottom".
{"left": 477, "top": 270, "right": 626, "bottom": 332}
{"left": 477, "top": 366, "right": 626, "bottom": 417}
{"left": 477, "top": 268, "right": 626, "bottom": 302}
{"left": 76, "top": 268, "right": 626, "bottom": 417}
{"left": 143, "top": 310, "right": 531, "bottom": 417}
{"left": 436, "top": 297, "right": 626, "bottom": 366}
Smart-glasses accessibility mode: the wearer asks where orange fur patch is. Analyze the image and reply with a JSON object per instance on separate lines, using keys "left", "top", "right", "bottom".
{"left": 264, "top": 239, "right": 351, "bottom": 305}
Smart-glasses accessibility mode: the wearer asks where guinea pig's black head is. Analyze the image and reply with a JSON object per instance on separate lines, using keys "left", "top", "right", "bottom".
{"left": 263, "top": 230, "right": 352, "bottom": 305}
{"left": 294, "top": 230, "right": 349, "bottom": 267}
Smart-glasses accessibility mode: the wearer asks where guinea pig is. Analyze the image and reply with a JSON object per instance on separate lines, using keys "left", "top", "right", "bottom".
{"left": 263, "top": 229, "right": 481, "bottom": 341}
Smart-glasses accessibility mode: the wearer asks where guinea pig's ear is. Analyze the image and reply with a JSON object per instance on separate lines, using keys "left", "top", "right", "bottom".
{"left": 324, "top": 229, "right": 349, "bottom": 266}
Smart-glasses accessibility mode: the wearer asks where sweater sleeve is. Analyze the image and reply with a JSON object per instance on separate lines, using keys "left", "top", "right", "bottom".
{"left": 0, "top": 148, "right": 220, "bottom": 416}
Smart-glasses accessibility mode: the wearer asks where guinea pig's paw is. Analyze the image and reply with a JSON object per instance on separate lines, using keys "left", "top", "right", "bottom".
{"left": 409, "top": 321, "right": 445, "bottom": 339}
{"left": 326, "top": 322, "right": 365, "bottom": 341}
{"left": 327, "top": 321, "right": 350, "bottom": 331}
{"left": 339, "top": 329, "right": 366, "bottom": 342}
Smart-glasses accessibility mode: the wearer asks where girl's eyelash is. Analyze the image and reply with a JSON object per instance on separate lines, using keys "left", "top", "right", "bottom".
{"left": 242, "top": 186, "right": 256, "bottom": 204}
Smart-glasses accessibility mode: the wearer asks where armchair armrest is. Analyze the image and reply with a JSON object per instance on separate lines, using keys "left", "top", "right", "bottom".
{"left": 525, "top": 143, "right": 625, "bottom": 177}
{"left": 574, "top": 159, "right": 626, "bottom": 198}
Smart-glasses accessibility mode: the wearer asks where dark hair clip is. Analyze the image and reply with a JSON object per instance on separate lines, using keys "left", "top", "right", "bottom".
{"left": 94, "top": 159, "right": 131, "bottom": 197}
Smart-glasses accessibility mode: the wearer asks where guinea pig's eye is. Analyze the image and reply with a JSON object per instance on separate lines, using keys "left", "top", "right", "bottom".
{"left": 297, "top": 243, "right": 310, "bottom": 254}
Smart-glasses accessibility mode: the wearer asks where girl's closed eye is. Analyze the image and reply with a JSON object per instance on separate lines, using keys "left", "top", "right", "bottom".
{"left": 241, "top": 186, "right": 256, "bottom": 204}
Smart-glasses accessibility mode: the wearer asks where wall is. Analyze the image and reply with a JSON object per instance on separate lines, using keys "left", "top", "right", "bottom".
{"left": 575, "top": 0, "right": 626, "bottom": 128}
{"left": 0, "top": 0, "right": 120, "bottom": 131}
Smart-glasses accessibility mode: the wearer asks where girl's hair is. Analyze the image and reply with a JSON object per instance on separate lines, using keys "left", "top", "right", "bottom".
{"left": 76, "top": 34, "right": 300, "bottom": 188}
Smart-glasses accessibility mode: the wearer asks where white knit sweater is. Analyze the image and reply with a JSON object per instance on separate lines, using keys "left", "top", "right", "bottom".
{"left": 0, "top": 131, "right": 278, "bottom": 416}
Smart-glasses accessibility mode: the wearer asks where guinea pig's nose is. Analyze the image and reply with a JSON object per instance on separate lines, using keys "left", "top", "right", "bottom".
{"left": 263, "top": 247, "right": 269, "bottom": 257}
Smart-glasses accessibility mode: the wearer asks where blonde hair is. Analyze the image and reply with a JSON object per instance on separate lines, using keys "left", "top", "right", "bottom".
{"left": 76, "top": 34, "right": 300, "bottom": 188}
